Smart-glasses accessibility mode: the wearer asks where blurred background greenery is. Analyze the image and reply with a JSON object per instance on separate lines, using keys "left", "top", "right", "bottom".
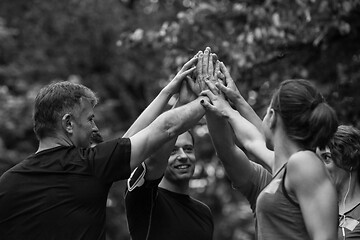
{"left": 0, "top": 0, "right": 359, "bottom": 239}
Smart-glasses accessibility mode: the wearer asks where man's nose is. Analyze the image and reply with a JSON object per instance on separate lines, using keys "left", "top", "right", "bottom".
{"left": 177, "top": 149, "right": 188, "bottom": 161}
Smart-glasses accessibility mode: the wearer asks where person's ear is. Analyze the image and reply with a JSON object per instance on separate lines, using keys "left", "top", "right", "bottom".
{"left": 62, "top": 113, "right": 73, "bottom": 134}
{"left": 268, "top": 108, "right": 277, "bottom": 130}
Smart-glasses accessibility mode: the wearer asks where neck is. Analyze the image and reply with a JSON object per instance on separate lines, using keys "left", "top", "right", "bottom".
{"left": 272, "top": 130, "right": 301, "bottom": 174}
{"left": 158, "top": 178, "right": 190, "bottom": 195}
{"left": 37, "top": 135, "right": 73, "bottom": 153}
{"left": 339, "top": 172, "right": 360, "bottom": 214}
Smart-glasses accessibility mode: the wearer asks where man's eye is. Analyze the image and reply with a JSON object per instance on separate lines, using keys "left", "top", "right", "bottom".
{"left": 184, "top": 146, "right": 194, "bottom": 153}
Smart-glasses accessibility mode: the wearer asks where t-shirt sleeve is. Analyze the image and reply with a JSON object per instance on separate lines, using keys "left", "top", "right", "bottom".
{"left": 85, "top": 138, "right": 131, "bottom": 183}
{"left": 124, "top": 165, "right": 162, "bottom": 240}
{"left": 232, "top": 161, "right": 272, "bottom": 213}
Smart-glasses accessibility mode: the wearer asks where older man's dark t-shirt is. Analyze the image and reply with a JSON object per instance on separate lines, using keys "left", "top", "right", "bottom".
{"left": 0, "top": 138, "right": 131, "bottom": 240}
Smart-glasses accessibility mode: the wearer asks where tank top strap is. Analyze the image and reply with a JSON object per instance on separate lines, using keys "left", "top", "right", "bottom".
{"left": 272, "top": 162, "right": 287, "bottom": 179}
{"left": 281, "top": 166, "right": 300, "bottom": 207}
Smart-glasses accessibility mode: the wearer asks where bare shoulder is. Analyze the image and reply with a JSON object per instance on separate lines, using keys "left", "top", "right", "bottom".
{"left": 288, "top": 150, "right": 323, "bottom": 171}
{"left": 287, "top": 150, "right": 329, "bottom": 188}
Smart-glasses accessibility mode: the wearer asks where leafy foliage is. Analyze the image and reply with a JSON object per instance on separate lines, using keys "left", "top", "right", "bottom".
{"left": 1, "top": 0, "right": 360, "bottom": 239}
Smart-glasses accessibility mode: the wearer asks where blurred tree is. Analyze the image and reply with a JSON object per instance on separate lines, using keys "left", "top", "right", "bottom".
{"left": 0, "top": 0, "right": 359, "bottom": 239}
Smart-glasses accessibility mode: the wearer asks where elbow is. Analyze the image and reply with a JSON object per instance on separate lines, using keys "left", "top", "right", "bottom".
{"left": 164, "top": 127, "right": 178, "bottom": 140}
{"left": 165, "top": 122, "right": 180, "bottom": 140}
{"left": 157, "top": 114, "right": 180, "bottom": 140}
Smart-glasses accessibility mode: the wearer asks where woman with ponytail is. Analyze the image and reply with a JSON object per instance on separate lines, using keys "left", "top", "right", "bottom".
{"left": 198, "top": 49, "right": 338, "bottom": 240}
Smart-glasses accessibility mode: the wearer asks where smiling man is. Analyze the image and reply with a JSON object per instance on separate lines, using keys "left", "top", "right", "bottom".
{"left": 125, "top": 131, "right": 214, "bottom": 240}
{"left": 123, "top": 49, "right": 214, "bottom": 240}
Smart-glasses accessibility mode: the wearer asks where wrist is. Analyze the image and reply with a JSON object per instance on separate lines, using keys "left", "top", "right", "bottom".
{"left": 234, "top": 95, "right": 246, "bottom": 106}
{"left": 160, "top": 88, "right": 174, "bottom": 100}
{"left": 226, "top": 108, "right": 238, "bottom": 120}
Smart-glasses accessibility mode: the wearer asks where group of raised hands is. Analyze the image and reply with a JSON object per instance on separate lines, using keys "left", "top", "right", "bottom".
{"left": 165, "top": 46, "right": 246, "bottom": 119}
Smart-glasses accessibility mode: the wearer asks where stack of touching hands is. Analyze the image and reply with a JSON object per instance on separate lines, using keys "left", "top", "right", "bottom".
{"left": 166, "top": 46, "right": 245, "bottom": 120}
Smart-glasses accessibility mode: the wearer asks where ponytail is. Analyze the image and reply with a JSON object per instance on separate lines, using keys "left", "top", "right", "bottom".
{"left": 308, "top": 102, "right": 338, "bottom": 149}
{"left": 271, "top": 79, "right": 338, "bottom": 150}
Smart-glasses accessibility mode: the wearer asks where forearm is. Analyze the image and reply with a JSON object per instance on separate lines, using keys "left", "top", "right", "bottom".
{"left": 124, "top": 89, "right": 172, "bottom": 138}
{"left": 206, "top": 112, "right": 235, "bottom": 160}
{"left": 158, "top": 96, "right": 208, "bottom": 138}
{"left": 206, "top": 111, "right": 253, "bottom": 186}
{"left": 233, "top": 96, "right": 263, "bottom": 133}
{"left": 227, "top": 109, "right": 273, "bottom": 168}
{"left": 144, "top": 137, "right": 176, "bottom": 180}
{"left": 227, "top": 109, "right": 263, "bottom": 149}
{"left": 129, "top": 96, "right": 207, "bottom": 170}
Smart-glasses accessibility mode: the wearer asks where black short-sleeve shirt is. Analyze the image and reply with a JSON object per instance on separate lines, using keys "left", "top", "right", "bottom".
{"left": 0, "top": 138, "right": 131, "bottom": 240}
{"left": 125, "top": 166, "right": 214, "bottom": 240}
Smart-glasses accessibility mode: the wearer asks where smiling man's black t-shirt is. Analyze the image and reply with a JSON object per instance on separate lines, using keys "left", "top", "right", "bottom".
{"left": 125, "top": 164, "right": 214, "bottom": 240}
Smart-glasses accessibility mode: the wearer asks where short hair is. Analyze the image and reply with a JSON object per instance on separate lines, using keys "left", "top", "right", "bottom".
{"left": 328, "top": 125, "right": 360, "bottom": 172}
{"left": 33, "top": 81, "right": 98, "bottom": 140}
{"left": 271, "top": 79, "right": 338, "bottom": 150}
